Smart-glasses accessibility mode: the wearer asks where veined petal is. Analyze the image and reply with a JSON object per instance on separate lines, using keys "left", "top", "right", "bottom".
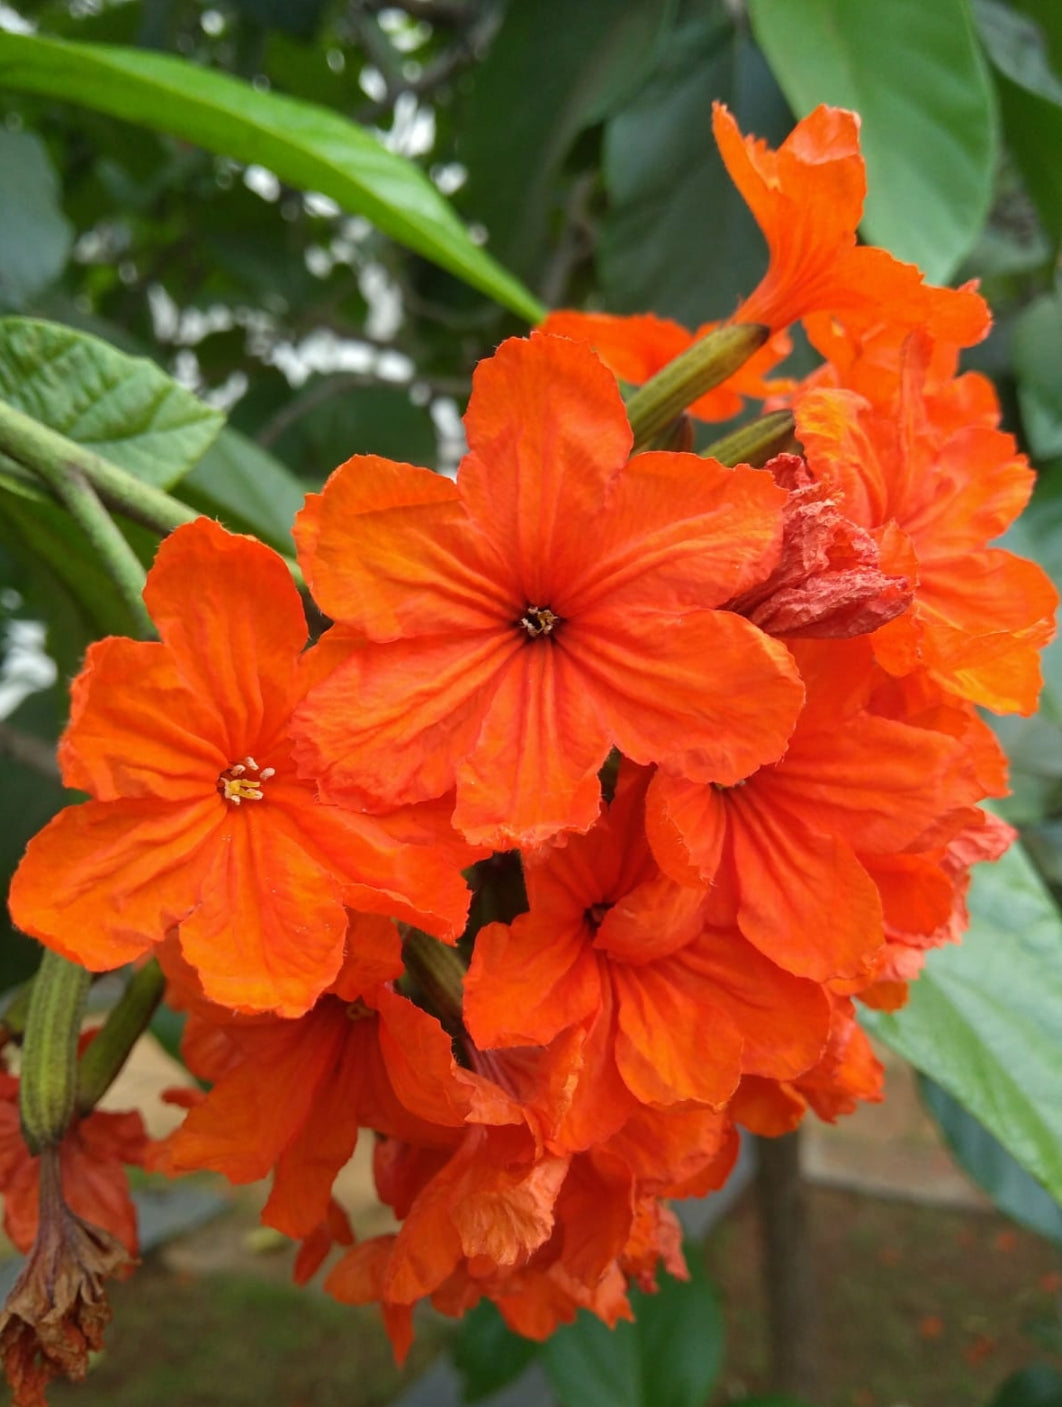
{"left": 178, "top": 812, "right": 348, "bottom": 1016}
{"left": 727, "top": 786, "right": 882, "bottom": 980}
{"left": 464, "top": 917, "right": 602, "bottom": 1051}
{"left": 164, "top": 1003, "right": 350, "bottom": 1185}
{"left": 573, "top": 609, "right": 803, "bottom": 786}
{"left": 143, "top": 518, "right": 308, "bottom": 756}
{"left": 266, "top": 784, "right": 474, "bottom": 942}
{"left": 612, "top": 960, "right": 744, "bottom": 1107}
{"left": 664, "top": 929, "right": 830, "bottom": 1081}
{"left": 454, "top": 640, "right": 609, "bottom": 849}
{"left": 562, "top": 457, "right": 787, "bottom": 617}
{"left": 8, "top": 797, "right": 220, "bottom": 969}
{"left": 60, "top": 638, "right": 225, "bottom": 801}
{"left": 294, "top": 629, "right": 521, "bottom": 810}
{"left": 458, "top": 334, "right": 633, "bottom": 605}
{"left": 295, "top": 457, "right": 517, "bottom": 637}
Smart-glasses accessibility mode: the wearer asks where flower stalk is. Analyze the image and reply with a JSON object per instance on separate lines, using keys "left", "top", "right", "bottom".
{"left": 625, "top": 322, "right": 769, "bottom": 451}
{"left": 704, "top": 409, "right": 798, "bottom": 468}
{"left": 76, "top": 961, "right": 166, "bottom": 1116}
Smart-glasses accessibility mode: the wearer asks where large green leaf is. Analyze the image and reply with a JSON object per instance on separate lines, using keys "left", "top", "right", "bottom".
{"left": 459, "top": 0, "right": 676, "bottom": 287}
{"left": 0, "top": 316, "right": 223, "bottom": 491}
{"left": 0, "top": 129, "right": 73, "bottom": 311}
{"left": 749, "top": 0, "right": 999, "bottom": 281}
{"left": 0, "top": 32, "right": 543, "bottom": 323}
{"left": 599, "top": 7, "right": 794, "bottom": 329}
{"left": 975, "top": 0, "right": 1062, "bottom": 247}
{"left": 862, "top": 839, "right": 1062, "bottom": 1201}
{"left": 920, "top": 1074, "right": 1062, "bottom": 1242}
{"left": 542, "top": 1246, "right": 723, "bottom": 1407}
{"left": 1012, "top": 292, "right": 1062, "bottom": 463}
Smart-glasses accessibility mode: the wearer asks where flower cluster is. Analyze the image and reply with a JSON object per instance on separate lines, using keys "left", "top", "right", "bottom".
{"left": 3, "top": 102, "right": 1055, "bottom": 1386}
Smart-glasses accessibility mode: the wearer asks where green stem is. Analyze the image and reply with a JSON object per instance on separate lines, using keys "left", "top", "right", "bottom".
{"left": 625, "top": 323, "right": 769, "bottom": 452}
{"left": 39, "top": 460, "right": 154, "bottom": 637}
{"left": 19, "top": 950, "right": 91, "bottom": 1153}
{"left": 0, "top": 398, "right": 305, "bottom": 588}
{"left": 703, "top": 410, "right": 797, "bottom": 469}
{"left": 76, "top": 960, "right": 166, "bottom": 1114}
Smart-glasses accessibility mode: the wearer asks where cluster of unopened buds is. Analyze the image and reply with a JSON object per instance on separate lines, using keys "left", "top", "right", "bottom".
{"left": 0, "top": 101, "right": 1056, "bottom": 1406}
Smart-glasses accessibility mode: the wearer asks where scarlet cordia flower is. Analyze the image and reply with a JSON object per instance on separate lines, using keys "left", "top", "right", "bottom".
{"left": 0, "top": 1066, "right": 145, "bottom": 1258}
{"left": 646, "top": 638, "right": 990, "bottom": 981}
{"left": 8, "top": 518, "right": 479, "bottom": 1017}
{"left": 292, "top": 332, "right": 804, "bottom": 850}
{"left": 540, "top": 104, "right": 988, "bottom": 414}
{"left": 463, "top": 763, "right": 831, "bottom": 1120}
{"left": 151, "top": 917, "right": 531, "bottom": 1242}
{"left": 794, "top": 333, "right": 1058, "bottom": 714}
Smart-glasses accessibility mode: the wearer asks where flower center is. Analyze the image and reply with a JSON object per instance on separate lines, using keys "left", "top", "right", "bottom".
{"left": 217, "top": 756, "right": 275, "bottom": 806}
{"left": 518, "top": 605, "right": 560, "bottom": 638}
{"left": 584, "top": 901, "right": 613, "bottom": 933}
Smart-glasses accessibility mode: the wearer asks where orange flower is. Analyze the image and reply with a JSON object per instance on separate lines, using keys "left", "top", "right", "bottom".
{"left": 646, "top": 639, "right": 985, "bottom": 981}
{"left": 8, "top": 518, "right": 477, "bottom": 1016}
{"left": 716, "top": 104, "right": 989, "bottom": 345}
{"left": 293, "top": 332, "right": 803, "bottom": 849}
{"left": 540, "top": 105, "right": 987, "bottom": 416}
{"left": 794, "top": 334, "right": 1058, "bottom": 714}
{"left": 153, "top": 918, "right": 522, "bottom": 1241}
{"left": 463, "top": 764, "right": 830, "bottom": 1116}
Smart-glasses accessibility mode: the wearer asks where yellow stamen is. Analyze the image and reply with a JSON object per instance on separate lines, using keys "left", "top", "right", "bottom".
{"left": 217, "top": 756, "right": 272, "bottom": 806}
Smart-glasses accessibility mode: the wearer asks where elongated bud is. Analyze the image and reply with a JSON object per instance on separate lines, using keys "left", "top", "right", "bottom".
{"left": 76, "top": 960, "right": 165, "bottom": 1116}
{"left": 19, "top": 951, "right": 91, "bottom": 1154}
{"left": 626, "top": 322, "right": 769, "bottom": 452}
{"left": 703, "top": 410, "right": 798, "bottom": 469}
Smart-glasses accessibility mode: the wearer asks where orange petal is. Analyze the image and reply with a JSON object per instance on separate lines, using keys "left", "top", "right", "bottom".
{"left": 59, "top": 638, "right": 225, "bottom": 801}
{"left": 459, "top": 334, "right": 633, "bottom": 605}
{"left": 295, "top": 457, "right": 516, "bottom": 636}
{"left": 8, "top": 798, "right": 220, "bottom": 969}
{"left": 576, "top": 608, "right": 803, "bottom": 786}
{"left": 177, "top": 812, "right": 347, "bottom": 1016}
{"left": 143, "top": 517, "right": 308, "bottom": 756}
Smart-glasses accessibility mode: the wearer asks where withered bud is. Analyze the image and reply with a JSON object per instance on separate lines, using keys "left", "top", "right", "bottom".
{"left": 0, "top": 1147, "right": 134, "bottom": 1407}
{"left": 727, "top": 453, "right": 914, "bottom": 638}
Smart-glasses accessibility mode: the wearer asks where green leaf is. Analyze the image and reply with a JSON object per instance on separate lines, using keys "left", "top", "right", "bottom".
{"left": 599, "top": 9, "right": 794, "bottom": 328}
{"left": 542, "top": 1246, "right": 723, "bottom": 1407}
{"left": 861, "top": 839, "right": 1062, "bottom": 1201}
{"left": 920, "top": 1073, "right": 1062, "bottom": 1242}
{"left": 180, "top": 427, "right": 305, "bottom": 551}
{"left": 0, "top": 129, "right": 73, "bottom": 311}
{"left": 975, "top": 0, "right": 1062, "bottom": 246}
{"left": 0, "top": 31, "right": 544, "bottom": 323}
{"left": 459, "top": 0, "right": 676, "bottom": 285}
{"left": 452, "top": 1299, "right": 540, "bottom": 1403}
{"left": 264, "top": 381, "right": 438, "bottom": 484}
{"left": 988, "top": 1366, "right": 1062, "bottom": 1407}
{"left": 749, "top": 0, "right": 999, "bottom": 280}
{"left": 0, "top": 316, "right": 223, "bottom": 491}
{"left": 1012, "top": 292, "right": 1062, "bottom": 462}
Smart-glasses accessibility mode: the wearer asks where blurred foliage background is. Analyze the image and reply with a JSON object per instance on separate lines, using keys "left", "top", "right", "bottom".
{"left": 1, "top": 1, "right": 1062, "bottom": 1403}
